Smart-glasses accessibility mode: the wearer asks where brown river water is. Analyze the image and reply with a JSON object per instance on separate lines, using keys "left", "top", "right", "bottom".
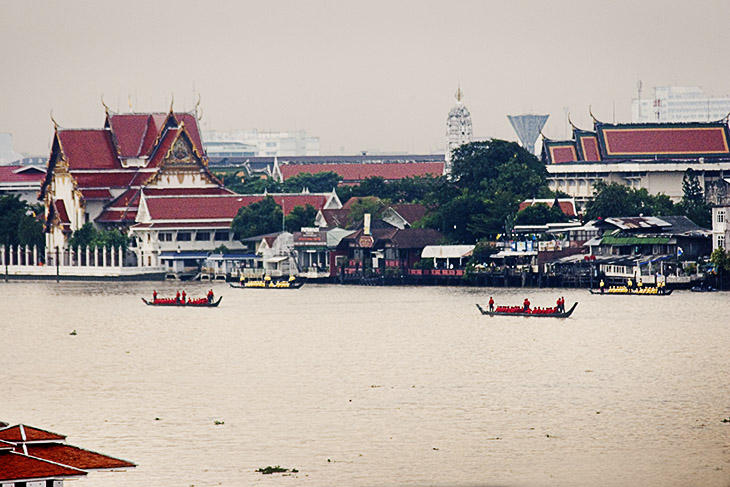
{"left": 1, "top": 281, "right": 729, "bottom": 487}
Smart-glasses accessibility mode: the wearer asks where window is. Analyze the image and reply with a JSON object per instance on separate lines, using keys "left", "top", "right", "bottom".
{"left": 195, "top": 231, "right": 211, "bottom": 241}
{"left": 159, "top": 232, "right": 173, "bottom": 242}
{"left": 176, "top": 232, "right": 191, "bottom": 241}
{"left": 719, "top": 235, "right": 726, "bottom": 249}
{"left": 214, "top": 230, "right": 229, "bottom": 241}
{"left": 718, "top": 210, "right": 726, "bottom": 223}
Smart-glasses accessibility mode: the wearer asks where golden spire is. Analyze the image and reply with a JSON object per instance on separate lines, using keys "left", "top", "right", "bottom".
{"left": 455, "top": 84, "right": 463, "bottom": 103}
{"left": 169, "top": 93, "right": 175, "bottom": 113}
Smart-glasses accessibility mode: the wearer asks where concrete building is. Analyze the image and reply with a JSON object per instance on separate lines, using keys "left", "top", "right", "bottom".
{"left": 0, "top": 133, "right": 23, "bottom": 164}
{"left": 203, "top": 129, "right": 319, "bottom": 157}
{"left": 542, "top": 117, "right": 730, "bottom": 208}
{"left": 708, "top": 177, "right": 730, "bottom": 251}
{"left": 633, "top": 85, "right": 730, "bottom": 123}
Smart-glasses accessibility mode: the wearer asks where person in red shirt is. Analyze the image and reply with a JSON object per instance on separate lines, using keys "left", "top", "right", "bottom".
{"left": 181, "top": 290, "right": 186, "bottom": 303}
{"left": 488, "top": 296, "right": 494, "bottom": 312}
{"left": 523, "top": 298, "right": 530, "bottom": 312}
{"left": 153, "top": 290, "right": 158, "bottom": 303}
{"left": 175, "top": 291, "right": 180, "bottom": 303}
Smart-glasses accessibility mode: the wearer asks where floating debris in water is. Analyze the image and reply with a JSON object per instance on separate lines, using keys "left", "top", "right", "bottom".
{"left": 214, "top": 420, "right": 224, "bottom": 425}
{"left": 69, "top": 330, "right": 77, "bottom": 336}
{"left": 256, "top": 466, "right": 297, "bottom": 475}
{"left": 721, "top": 417, "right": 730, "bottom": 423}
{"left": 155, "top": 417, "right": 161, "bottom": 421}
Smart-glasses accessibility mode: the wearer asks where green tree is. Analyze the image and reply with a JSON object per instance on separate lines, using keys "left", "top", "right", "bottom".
{"left": 676, "top": 168, "right": 711, "bottom": 228}
{"left": 284, "top": 204, "right": 318, "bottom": 232}
{"left": 584, "top": 182, "right": 674, "bottom": 220}
{"left": 0, "top": 195, "right": 45, "bottom": 251}
{"left": 345, "top": 197, "right": 389, "bottom": 228}
{"left": 450, "top": 139, "right": 549, "bottom": 198}
{"left": 69, "top": 223, "right": 129, "bottom": 250}
{"left": 231, "top": 196, "right": 283, "bottom": 240}
{"left": 282, "top": 171, "right": 342, "bottom": 193}
{"left": 514, "top": 203, "right": 569, "bottom": 225}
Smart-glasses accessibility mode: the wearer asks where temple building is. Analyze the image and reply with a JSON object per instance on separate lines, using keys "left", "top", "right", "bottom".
{"left": 40, "top": 104, "right": 231, "bottom": 251}
{"left": 272, "top": 159, "right": 444, "bottom": 185}
{"left": 542, "top": 115, "right": 730, "bottom": 208}
{"left": 445, "top": 86, "right": 473, "bottom": 174}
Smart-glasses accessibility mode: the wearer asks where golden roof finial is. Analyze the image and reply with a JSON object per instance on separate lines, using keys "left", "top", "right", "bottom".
{"left": 589, "top": 105, "right": 600, "bottom": 124}
{"left": 455, "top": 84, "right": 463, "bottom": 103}
{"left": 101, "top": 95, "right": 110, "bottom": 115}
{"left": 194, "top": 93, "right": 201, "bottom": 118}
{"left": 50, "top": 110, "right": 59, "bottom": 130}
{"left": 567, "top": 112, "right": 579, "bottom": 131}
{"left": 169, "top": 93, "right": 175, "bottom": 113}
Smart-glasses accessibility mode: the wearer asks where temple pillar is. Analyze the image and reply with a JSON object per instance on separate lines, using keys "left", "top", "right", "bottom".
{"left": 44, "top": 246, "right": 49, "bottom": 266}
{"left": 86, "top": 246, "right": 90, "bottom": 267}
{"left": 94, "top": 246, "right": 99, "bottom": 266}
{"left": 17, "top": 245, "right": 21, "bottom": 266}
{"left": 102, "top": 246, "right": 107, "bottom": 267}
{"left": 118, "top": 247, "right": 123, "bottom": 267}
{"left": 33, "top": 245, "right": 37, "bottom": 265}
{"left": 25, "top": 245, "right": 30, "bottom": 266}
{"left": 1, "top": 245, "right": 5, "bottom": 266}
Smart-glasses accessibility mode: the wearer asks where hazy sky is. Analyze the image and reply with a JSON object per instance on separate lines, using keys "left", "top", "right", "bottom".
{"left": 2, "top": 0, "right": 730, "bottom": 156}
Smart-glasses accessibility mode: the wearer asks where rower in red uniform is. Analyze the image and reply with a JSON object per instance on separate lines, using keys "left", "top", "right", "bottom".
{"left": 207, "top": 289, "right": 214, "bottom": 303}
{"left": 488, "top": 296, "right": 494, "bottom": 312}
{"left": 181, "top": 290, "right": 186, "bottom": 303}
{"left": 523, "top": 298, "right": 530, "bottom": 312}
{"left": 175, "top": 291, "right": 181, "bottom": 303}
{"left": 153, "top": 290, "right": 158, "bottom": 303}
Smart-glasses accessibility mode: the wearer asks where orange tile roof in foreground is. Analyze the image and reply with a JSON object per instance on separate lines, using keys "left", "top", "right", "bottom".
{"left": 0, "top": 451, "right": 86, "bottom": 482}
{"left": 22, "top": 443, "right": 135, "bottom": 470}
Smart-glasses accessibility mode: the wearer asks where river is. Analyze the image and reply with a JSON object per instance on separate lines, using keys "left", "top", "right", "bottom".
{"left": 1, "top": 281, "right": 729, "bottom": 487}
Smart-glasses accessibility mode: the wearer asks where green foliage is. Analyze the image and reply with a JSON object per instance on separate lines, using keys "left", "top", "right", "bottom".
{"left": 0, "top": 195, "right": 45, "bottom": 250}
{"left": 450, "top": 140, "right": 548, "bottom": 198}
{"left": 213, "top": 244, "right": 230, "bottom": 254}
{"left": 282, "top": 171, "right": 341, "bottom": 193}
{"left": 676, "top": 168, "right": 711, "bottom": 228}
{"left": 68, "top": 223, "right": 129, "bottom": 250}
{"left": 345, "top": 197, "right": 389, "bottom": 228}
{"left": 284, "top": 204, "right": 318, "bottom": 232}
{"left": 470, "top": 240, "right": 498, "bottom": 264}
{"left": 337, "top": 175, "right": 449, "bottom": 204}
{"left": 514, "top": 203, "right": 569, "bottom": 225}
{"left": 584, "top": 182, "right": 676, "bottom": 221}
{"left": 231, "top": 196, "right": 283, "bottom": 240}
{"left": 710, "top": 247, "right": 730, "bottom": 272}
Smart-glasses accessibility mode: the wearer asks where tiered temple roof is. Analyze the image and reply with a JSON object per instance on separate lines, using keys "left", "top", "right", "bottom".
{"left": 542, "top": 120, "right": 730, "bottom": 164}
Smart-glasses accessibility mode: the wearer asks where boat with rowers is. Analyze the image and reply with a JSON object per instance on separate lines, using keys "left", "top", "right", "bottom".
{"left": 589, "top": 286, "right": 672, "bottom": 295}
{"left": 476, "top": 302, "right": 578, "bottom": 318}
{"left": 142, "top": 296, "right": 222, "bottom": 307}
{"left": 229, "top": 275, "right": 304, "bottom": 289}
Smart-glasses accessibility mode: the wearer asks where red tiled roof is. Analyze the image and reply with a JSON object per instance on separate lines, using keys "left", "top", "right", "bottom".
{"left": 22, "top": 443, "right": 135, "bottom": 470}
{"left": 144, "top": 187, "right": 233, "bottom": 196}
{"left": 0, "top": 165, "right": 46, "bottom": 184}
{"left": 96, "top": 209, "right": 137, "bottom": 223}
{"left": 147, "top": 127, "right": 180, "bottom": 167}
{"left": 577, "top": 134, "right": 602, "bottom": 161}
{"left": 390, "top": 203, "right": 427, "bottom": 224}
{"left": 518, "top": 198, "right": 577, "bottom": 217}
{"left": 546, "top": 143, "right": 578, "bottom": 163}
{"left": 80, "top": 188, "right": 113, "bottom": 200}
{"left": 0, "top": 451, "right": 86, "bottom": 482}
{"left": 280, "top": 162, "right": 444, "bottom": 182}
{"left": 144, "top": 194, "right": 329, "bottom": 220}
{"left": 108, "top": 114, "right": 149, "bottom": 157}
{"left": 318, "top": 208, "right": 350, "bottom": 227}
{"left": 57, "top": 130, "right": 120, "bottom": 170}
{"left": 54, "top": 200, "right": 70, "bottom": 224}
{"left": 0, "top": 441, "right": 15, "bottom": 450}
{"left": 0, "top": 425, "right": 66, "bottom": 443}
{"left": 175, "top": 113, "right": 204, "bottom": 154}
{"left": 599, "top": 123, "right": 730, "bottom": 157}
{"left": 132, "top": 221, "right": 231, "bottom": 229}
{"left": 70, "top": 171, "right": 140, "bottom": 189}
{"left": 390, "top": 228, "right": 443, "bottom": 248}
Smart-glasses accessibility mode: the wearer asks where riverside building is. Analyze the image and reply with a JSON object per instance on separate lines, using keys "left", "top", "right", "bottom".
{"left": 542, "top": 114, "right": 730, "bottom": 208}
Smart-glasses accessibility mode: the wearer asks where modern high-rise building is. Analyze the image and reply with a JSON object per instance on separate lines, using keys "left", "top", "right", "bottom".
{"left": 445, "top": 87, "right": 472, "bottom": 174}
{"left": 203, "top": 129, "right": 320, "bottom": 158}
{"left": 632, "top": 85, "right": 730, "bottom": 123}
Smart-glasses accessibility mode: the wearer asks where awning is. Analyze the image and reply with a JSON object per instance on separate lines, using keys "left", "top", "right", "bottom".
{"left": 265, "top": 255, "right": 289, "bottom": 263}
{"left": 491, "top": 250, "right": 538, "bottom": 258}
{"left": 421, "top": 245, "right": 475, "bottom": 259}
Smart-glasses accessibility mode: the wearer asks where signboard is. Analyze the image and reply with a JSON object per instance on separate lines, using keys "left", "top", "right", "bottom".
{"left": 358, "top": 235, "right": 374, "bottom": 248}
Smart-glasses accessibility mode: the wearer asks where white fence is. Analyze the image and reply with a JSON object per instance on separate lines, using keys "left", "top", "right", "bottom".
{"left": 1, "top": 245, "right": 164, "bottom": 278}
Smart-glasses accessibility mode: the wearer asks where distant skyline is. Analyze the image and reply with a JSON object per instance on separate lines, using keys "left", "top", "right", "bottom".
{"left": 2, "top": 0, "right": 730, "bottom": 156}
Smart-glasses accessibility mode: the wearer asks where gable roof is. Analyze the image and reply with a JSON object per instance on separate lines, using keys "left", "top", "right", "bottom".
{"left": 56, "top": 129, "right": 121, "bottom": 170}
{"left": 543, "top": 120, "right": 730, "bottom": 163}
{"left": 0, "top": 451, "right": 86, "bottom": 482}
{"left": 21, "top": 443, "right": 135, "bottom": 470}
{"left": 0, "top": 165, "right": 46, "bottom": 184}
{"left": 389, "top": 203, "right": 427, "bottom": 224}
{"left": 107, "top": 112, "right": 205, "bottom": 159}
{"left": 0, "top": 425, "right": 66, "bottom": 443}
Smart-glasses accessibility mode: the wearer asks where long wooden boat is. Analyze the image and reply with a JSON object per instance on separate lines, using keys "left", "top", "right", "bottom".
{"left": 589, "top": 288, "right": 673, "bottom": 296}
{"left": 229, "top": 280, "right": 304, "bottom": 289}
{"left": 141, "top": 297, "right": 222, "bottom": 307}
{"left": 476, "top": 302, "right": 577, "bottom": 318}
